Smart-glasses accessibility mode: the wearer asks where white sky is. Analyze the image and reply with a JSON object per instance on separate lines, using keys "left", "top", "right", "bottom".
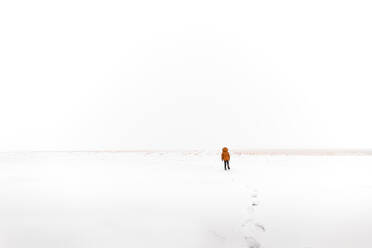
{"left": 1, "top": 0, "right": 372, "bottom": 151}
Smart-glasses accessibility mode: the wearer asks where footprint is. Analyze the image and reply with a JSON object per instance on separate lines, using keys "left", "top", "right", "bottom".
{"left": 242, "top": 189, "right": 263, "bottom": 248}
{"left": 244, "top": 236, "right": 261, "bottom": 248}
{"left": 254, "top": 223, "right": 266, "bottom": 232}
{"left": 250, "top": 190, "right": 259, "bottom": 206}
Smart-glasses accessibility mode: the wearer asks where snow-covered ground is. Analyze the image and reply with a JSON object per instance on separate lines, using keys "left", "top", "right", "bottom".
{"left": 1, "top": 152, "right": 372, "bottom": 248}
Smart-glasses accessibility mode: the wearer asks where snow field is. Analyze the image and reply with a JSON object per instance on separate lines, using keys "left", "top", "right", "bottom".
{"left": 0, "top": 152, "right": 371, "bottom": 248}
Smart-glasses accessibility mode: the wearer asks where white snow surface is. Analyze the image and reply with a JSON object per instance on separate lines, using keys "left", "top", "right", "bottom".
{"left": 1, "top": 152, "right": 372, "bottom": 248}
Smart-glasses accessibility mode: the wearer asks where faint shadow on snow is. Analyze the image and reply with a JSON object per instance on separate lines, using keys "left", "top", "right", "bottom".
{"left": 244, "top": 236, "right": 261, "bottom": 248}
{"left": 254, "top": 223, "right": 266, "bottom": 232}
{"left": 206, "top": 187, "right": 264, "bottom": 248}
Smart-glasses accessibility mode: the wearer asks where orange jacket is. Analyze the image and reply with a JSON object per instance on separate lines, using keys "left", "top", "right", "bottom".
{"left": 221, "top": 147, "right": 230, "bottom": 161}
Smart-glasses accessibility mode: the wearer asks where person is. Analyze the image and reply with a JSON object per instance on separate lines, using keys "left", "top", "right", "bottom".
{"left": 221, "top": 147, "right": 230, "bottom": 170}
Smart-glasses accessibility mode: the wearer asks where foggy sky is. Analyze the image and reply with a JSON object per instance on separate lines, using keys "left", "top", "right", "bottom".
{"left": 1, "top": 0, "right": 372, "bottom": 151}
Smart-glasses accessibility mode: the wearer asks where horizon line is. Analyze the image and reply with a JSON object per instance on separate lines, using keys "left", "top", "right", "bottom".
{"left": 1, "top": 149, "right": 372, "bottom": 156}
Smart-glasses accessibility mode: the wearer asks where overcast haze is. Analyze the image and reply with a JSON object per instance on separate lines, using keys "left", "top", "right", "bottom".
{"left": 1, "top": 0, "right": 372, "bottom": 151}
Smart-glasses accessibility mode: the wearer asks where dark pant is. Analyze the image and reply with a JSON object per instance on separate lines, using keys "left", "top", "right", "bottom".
{"left": 224, "top": 160, "right": 230, "bottom": 170}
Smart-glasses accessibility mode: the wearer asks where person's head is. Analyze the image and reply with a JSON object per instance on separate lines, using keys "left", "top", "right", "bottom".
{"left": 223, "top": 147, "right": 228, "bottom": 152}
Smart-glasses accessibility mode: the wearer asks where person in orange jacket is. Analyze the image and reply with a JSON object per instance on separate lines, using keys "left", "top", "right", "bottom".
{"left": 221, "top": 147, "right": 230, "bottom": 170}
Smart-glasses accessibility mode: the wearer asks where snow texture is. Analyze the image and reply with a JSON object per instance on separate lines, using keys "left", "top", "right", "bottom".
{"left": 0, "top": 152, "right": 372, "bottom": 248}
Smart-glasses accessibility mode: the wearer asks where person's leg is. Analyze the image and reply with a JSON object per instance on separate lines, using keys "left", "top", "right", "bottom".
{"left": 227, "top": 160, "right": 230, "bottom": 170}
{"left": 224, "top": 160, "right": 227, "bottom": 170}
